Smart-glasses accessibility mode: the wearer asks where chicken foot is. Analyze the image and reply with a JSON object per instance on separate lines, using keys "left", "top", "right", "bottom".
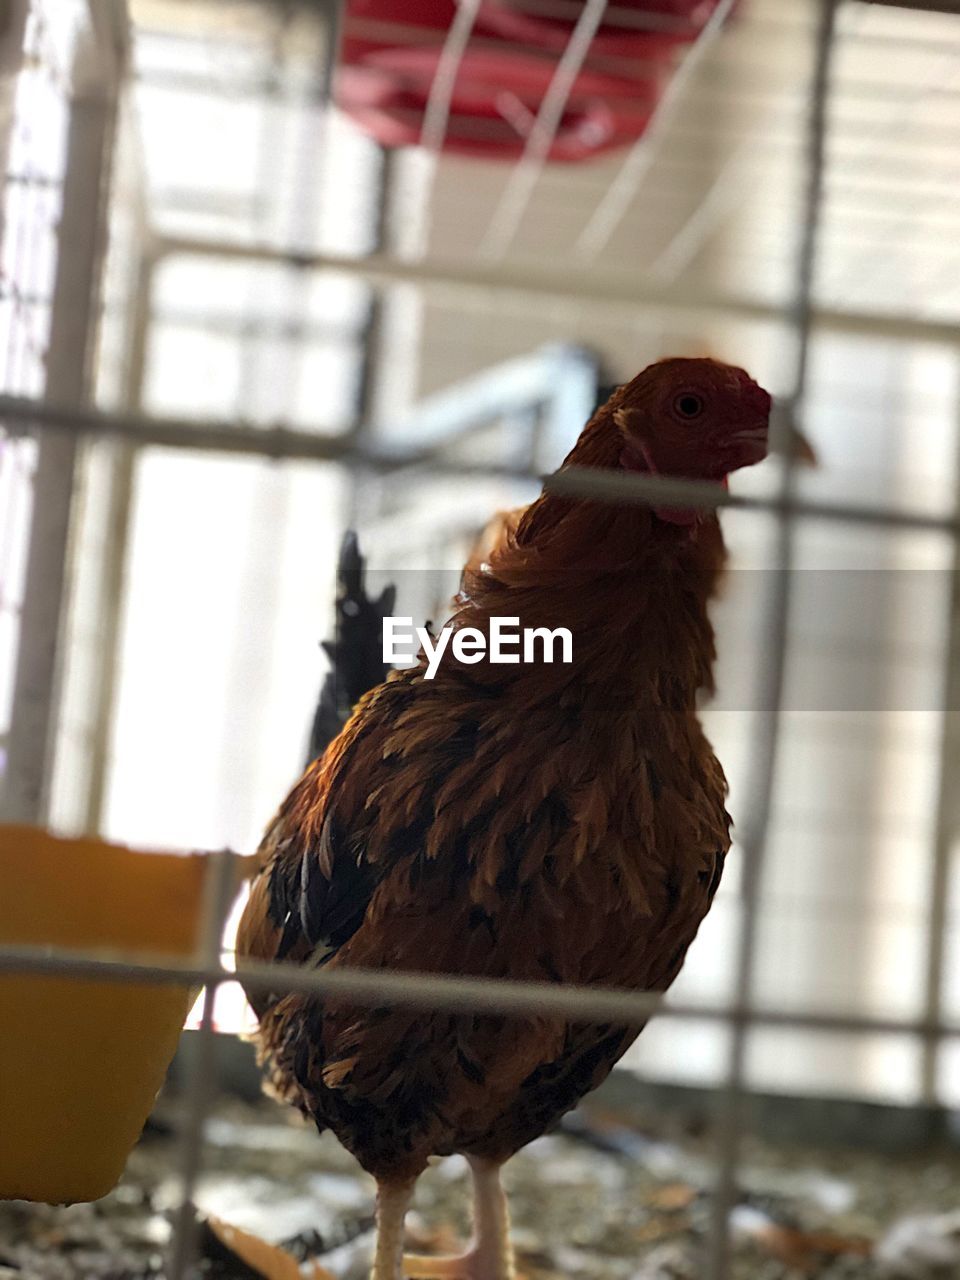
{"left": 403, "top": 1158, "right": 515, "bottom": 1280}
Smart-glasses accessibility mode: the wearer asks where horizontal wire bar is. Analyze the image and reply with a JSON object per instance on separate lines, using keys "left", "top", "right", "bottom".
{"left": 131, "top": 57, "right": 960, "bottom": 181}
{"left": 139, "top": 165, "right": 960, "bottom": 224}
{"left": 543, "top": 465, "right": 960, "bottom": 534}
{"left": 1, "top": 940, "right": 957, "bottom": 1041}
{"left": 864, "top": 0, "right": 960, "bottom": 12}
{"left": 335, "top": 9, "right": 960, "bottom": 65}
{"left": 290, "top": 94, "right": 960, "bottom": 157}
{"left": 133, "top": 10, "right": 953, "bottom": 57}
{"left": 148, "top": 236, "right": 960, "bottom": 345}
{"left": 2, "top": 393, "right": 959, "bottom": 534}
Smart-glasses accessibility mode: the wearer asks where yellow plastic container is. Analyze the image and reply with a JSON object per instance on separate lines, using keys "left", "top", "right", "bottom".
{"left": 0, "top": 825, "right": 241, "bottom": 1204}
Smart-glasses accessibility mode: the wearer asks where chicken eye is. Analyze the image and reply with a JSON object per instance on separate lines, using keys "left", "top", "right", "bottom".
{"left": 674, "top": 393, "right": 705, "bottom": 420}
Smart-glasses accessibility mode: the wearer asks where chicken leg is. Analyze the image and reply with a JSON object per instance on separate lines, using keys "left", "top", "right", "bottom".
{"left": 403, "top": 1158, "right": 515, "bottom": 1280}
{"left": 372, "top": 1181, "right": 416, "bottom": 1280}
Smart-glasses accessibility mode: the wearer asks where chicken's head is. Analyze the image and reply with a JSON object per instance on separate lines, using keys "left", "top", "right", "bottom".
{"left": 614, "top": 357, "right": 771, "bottom": 487}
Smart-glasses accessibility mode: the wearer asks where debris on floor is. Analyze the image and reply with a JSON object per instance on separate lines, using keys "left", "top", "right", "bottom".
{"left": 3, "top": 1092, "right": 960, "bottom": 1278}
{"left": 202, "top": 1216, "right": 335, "bottom": 1280}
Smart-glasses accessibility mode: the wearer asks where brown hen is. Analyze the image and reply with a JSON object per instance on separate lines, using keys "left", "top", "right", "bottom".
{"left": 237, "top": 357, "right": 773, "bottom": 1280}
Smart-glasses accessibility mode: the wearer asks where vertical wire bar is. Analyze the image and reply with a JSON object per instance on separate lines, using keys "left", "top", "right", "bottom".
{"left": 166, "top": 848, "right": 238, "bottom": 1280}
{"left": 0, "top": 0, "right": 33, "bottom": 379}
{"left": 1, "top": 26, "right": 117, "bottom": 823}
{"left": 169, "top": 7, "right": 344, "bottom": 1271}
{"left": 292, "top": 0, "right": 342, "bottom": 255}
{"left": 703, "top": 2, "right": 839, "bottom": 1277}
{"left": 920, "top": 392, "right": 960, "bottom": 1103}
{"left": 478, "top": 0, "right": 609, "bottom": 260}
{"left": 0, "top": 1, "right": 31, "bottom": 758}
{"left": 575, "top": 0, "right": 737, "bottom": 263}
{"left": 83, "top": 247, "right": 156, "bottom": 835}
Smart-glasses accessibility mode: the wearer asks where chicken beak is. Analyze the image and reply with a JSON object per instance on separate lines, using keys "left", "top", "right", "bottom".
{"left": 764, "top": 397, "right": 817, "bottom": 468}
{"left": 787, "top": 424, "right": 818, "bottom": 466}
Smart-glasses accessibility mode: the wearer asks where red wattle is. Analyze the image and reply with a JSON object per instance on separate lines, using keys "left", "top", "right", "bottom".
{"left": 618, "top": 446, "right": 726, "bottom": 527}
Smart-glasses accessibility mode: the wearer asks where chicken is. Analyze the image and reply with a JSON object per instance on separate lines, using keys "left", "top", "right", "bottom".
{"left": 237, "top": 356, "right": 773, "bottom": 1280}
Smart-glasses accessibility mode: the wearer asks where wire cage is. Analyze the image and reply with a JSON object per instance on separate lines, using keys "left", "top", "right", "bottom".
{"left": 2, "top": 0, "right": 960, "bottom": 1276}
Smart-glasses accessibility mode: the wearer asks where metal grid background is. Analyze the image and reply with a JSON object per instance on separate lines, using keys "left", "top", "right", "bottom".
{"left": 3, "top": 1, "right": 960, "bottom": 1277}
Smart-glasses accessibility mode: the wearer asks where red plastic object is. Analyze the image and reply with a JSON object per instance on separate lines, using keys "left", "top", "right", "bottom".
{"left": 341, "top": 0, "right": 457, "bottom": 66}
{"left": 337, "top": 46, "right": 660, "bottom": 161}
{"left": 477, "top": 0, "right": 721, "bottom": 59}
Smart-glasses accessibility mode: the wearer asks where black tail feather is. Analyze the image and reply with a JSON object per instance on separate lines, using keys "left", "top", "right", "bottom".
{"left": 307, "top": 532, "right": 396, "bottom": 764}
